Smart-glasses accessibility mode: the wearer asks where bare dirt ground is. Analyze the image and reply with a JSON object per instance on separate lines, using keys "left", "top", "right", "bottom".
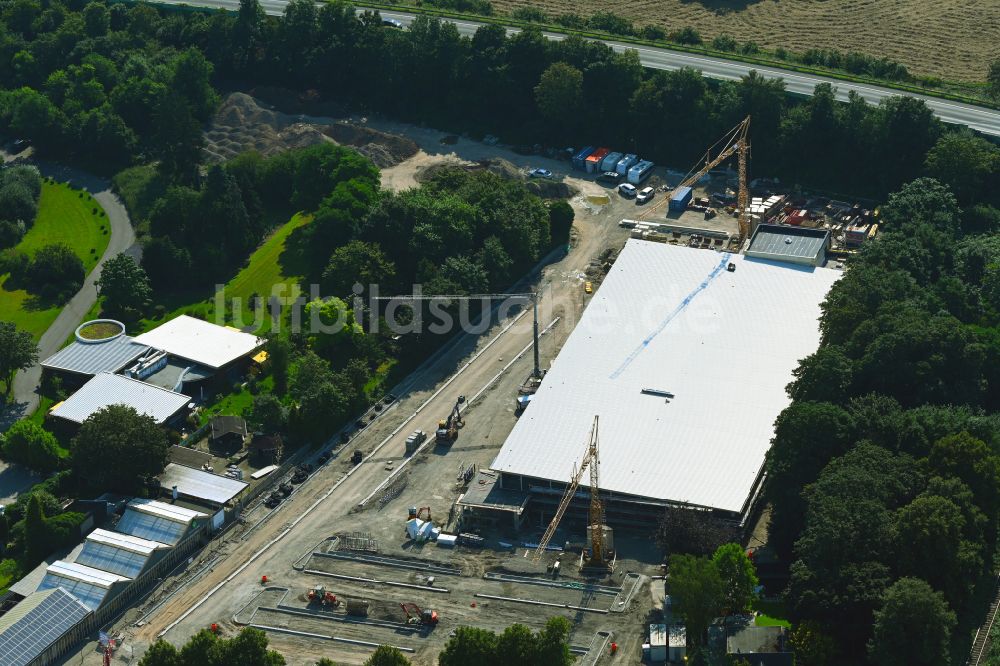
{"left": 204, "top": 93, "right": 419, "bottom": 167}
{"left": 492, "top": 0, "right": 1000, "bottom": 82}
{"left": 66, "top": 123, "right": 684, "bottom": 665}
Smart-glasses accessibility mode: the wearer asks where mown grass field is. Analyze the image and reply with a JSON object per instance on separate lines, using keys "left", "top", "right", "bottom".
{"left": 137, "top": 213, "right": 311, "bottom": 334}
{"left": 0, "top": 181, "right": 109, "bottom": 338}
{"left": 492, "top": 0, "right": 1000, "bottom": 83}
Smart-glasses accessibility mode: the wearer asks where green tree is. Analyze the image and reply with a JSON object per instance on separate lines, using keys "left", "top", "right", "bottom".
{"left": 869, "top": 577, "right": 955, "bottom": 666}
{"left": 439, "top": 626, "right": 498, "bottom": 666}
{"left": 548, "top": 200, "right": 574, "bottom": 245}
{"left": 28, "top": 243, "right": 84, "bottom": 302}
{"left": 267, "top": 337, "right": 291, "bottom": 396}
{"left": 245, "top": 394, "right": 287, "bottom": 434}
{"left": 363, "top": 645, "right": 410, "bottom": 666}
{"left": 152, "top": 92, "right": 204, "bottom": 183}
{"left": 214, "top": 626, "right": 285, "bottom": 665}
{"left": 1, "top": 420, "right": 61, "bottom": 472}
{"left": 82, "top": 2, "right": 109, "bottom": 37}
{"left": 0, "top": 181, "right": 38, "bottom": 224}
{"left": 322, "top": 240, "right": 396, "bottom": 296}
{"left": 137, "top": 640, "right": 181, "bottom": 666}
{"left": 534, "top": 62, "right": 582, "bottom": 137}
{"left": 535, "top": 617, "right": 573, "bottom": 666}
{"left": 0, "top": 321, "right": 38, "bottom": 398}
{"left": 71, "top": 405, "right": 169, "bottom": 493}
{"left": 667, "top": 553, "right": 724, "bottom": 644}
{"left": 988, "top": 58, "right": 1000, "bottom": 100}
{"left": 924, "top": 130, "right": 999, "bottom": 206}
{"left": 0, "top": 512, "right": 9, "bottom": 556}
{"left": 711, "top": 543, "right": 758, "bottom": 614}
{"left": 96, "top": 252, "right": 152, "bottom": 315}
{"left": 23, "top": 494, "right": 48, "bottom": 565}
{"left": 788, "top": 621, "right": 835, "bottom": 666}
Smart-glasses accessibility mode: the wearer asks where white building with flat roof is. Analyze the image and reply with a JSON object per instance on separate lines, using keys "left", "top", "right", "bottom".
{"left": 490, "top": 240, "right": 840, "bottom": 522}
{"left": 132, "top": 314, "right": 263, "bottom": 370}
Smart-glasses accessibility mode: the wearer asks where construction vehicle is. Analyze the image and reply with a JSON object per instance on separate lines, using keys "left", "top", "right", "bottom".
{"left": 408, "top": 506, "right": 432, "bottom": 521}
{"left": 307, "top": 586, "right": 338, "bottom": 607}
{"left": 532, "top": 415, "right": 612, "bottom": 568}
{"left": 400, "top": 602, "right": 439, "bottom": 626}
{"left": 639, "top": 116, "right": 751, "bottom": 248}
{"left": 436, "top": 396, "right": 466, "bottom": 444}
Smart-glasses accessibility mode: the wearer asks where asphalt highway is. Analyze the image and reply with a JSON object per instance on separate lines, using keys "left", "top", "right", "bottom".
{"left": 152, "top": 0, "right": 1000, "bottom": 137}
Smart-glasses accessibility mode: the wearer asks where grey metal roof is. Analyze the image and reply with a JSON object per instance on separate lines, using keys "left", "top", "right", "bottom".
{"left": 74, "top": 529, "right": 169, "bottom": 578}
{"left": 0, "top": 588, "right": 91, "bottom": 666}
{"left": 37, "top": 562, "right": 129, "bottom": 610}
{"left": 9, "top": 543, "right": 86, "bottom": 598}
{"left": 116, "top": 499, "right": 207, "bottom": 545}
{"left": 49, "top": 372, "right": 191, "bottom": 425}
{"left": 746, "top": 224, "right": 829, "bottom": 262}
{"left": 159, "top": 463, "right": 248, "bottom": 506}
{"left": 40, "top": 336, "right": 149, "bottom": 376}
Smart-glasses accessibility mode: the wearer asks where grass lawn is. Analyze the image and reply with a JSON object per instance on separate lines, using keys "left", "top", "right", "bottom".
{"left": 138, "top": 213, "right": 311, "bottom": 335}
{"left": 753, "top": 599, "right": 792, "bottom": 628}
{"left": 198, "top": 374, "right": 274, "bottom": 426}
{"left": 0, "top": 180, "right": 109, "bottom": 339}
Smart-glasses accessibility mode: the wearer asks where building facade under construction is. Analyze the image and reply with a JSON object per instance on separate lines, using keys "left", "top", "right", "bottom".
{"left": 482, "top": 239, "right": 841, "bottom": 530}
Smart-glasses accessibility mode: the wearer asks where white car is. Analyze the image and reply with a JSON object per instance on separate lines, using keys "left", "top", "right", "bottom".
{"left": 636, "top": 186, "right": 655, "bottom": 204}
{"left": 618, "top": 183, "right": 637, "bottom": 198}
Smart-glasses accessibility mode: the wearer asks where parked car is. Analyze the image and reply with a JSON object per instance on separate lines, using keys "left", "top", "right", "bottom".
{"left": 636, "top": 186, "right": 655, "bottom": 204}
{"left": 529, "top": 168, "right": 552, "bottom": 178}
{"left": 264, "top": 492, "right": 282, "bottom": 508}
{"left": 596, "top": 171, "right": 623, "bottom": 185}
{"left": 584, "top": 281, "right": 593, "bottom": 294}
{"left": 618, "top": 183, "right": 637, "bottom": 198}
{"left": 9, "top": 138, "right": 29, "bottom": 152}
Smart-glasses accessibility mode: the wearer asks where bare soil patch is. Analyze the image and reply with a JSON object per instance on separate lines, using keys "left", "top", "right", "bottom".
{"left": 493, "top": 0, "right": 1000, "bottom": 82}
{"left": 204, "top": 93, "right": 419, "bottom": 166}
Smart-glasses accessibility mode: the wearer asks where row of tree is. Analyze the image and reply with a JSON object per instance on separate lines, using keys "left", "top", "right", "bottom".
{"left": 763, "top": 178, "right": 1000, "bottom": 665}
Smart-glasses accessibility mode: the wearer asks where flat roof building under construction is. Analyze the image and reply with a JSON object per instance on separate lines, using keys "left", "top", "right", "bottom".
{"left": 490, "top": 240, "right": 840, "bottom": 522}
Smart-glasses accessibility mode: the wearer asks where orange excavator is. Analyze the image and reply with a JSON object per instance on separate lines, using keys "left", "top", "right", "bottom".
{"left": 308, "top": 585, "right": 338, "bottom": 607}
{"left": 400, "top": 602, "right": 438, "bottom": 626}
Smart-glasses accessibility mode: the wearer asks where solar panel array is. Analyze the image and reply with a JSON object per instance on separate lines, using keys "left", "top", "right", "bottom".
{"left": 76, "top": 541, "right": 150, "bottom": 578}
{"left": 37, "top": 574, "right": 109, "bottom": 610}
{"left": 116, "top": 508, "right": 188, "bottom": 545}
{"left": 0, "top": 588, "right": 90, "bottom": 666}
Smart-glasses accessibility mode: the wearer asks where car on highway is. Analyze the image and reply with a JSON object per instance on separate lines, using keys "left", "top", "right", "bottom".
{"left": 618, "top": 183, "right": 637, "bottom": 198}
{"left": 529, "top": 168, "right": 552, "bottom": 178}
{"left": 636, "top": 186, "right": 655, "bottom": 204}
{"left": 382, "top": 18, "right": 404, "bottom": 28}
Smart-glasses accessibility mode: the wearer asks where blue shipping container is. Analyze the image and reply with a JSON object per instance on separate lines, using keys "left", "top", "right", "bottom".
{"left": 572, "top": 146, "right": 595, "bottom": 171}
{"left": 669, "top": 186, "right": 693, "bottom": 212}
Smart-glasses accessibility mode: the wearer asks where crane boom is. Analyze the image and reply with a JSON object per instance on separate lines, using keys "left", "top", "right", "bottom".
{"left": 532, "top": 416, "right": 601, "bottom": 562}
{"left": 638, "top": 116, "right": 752, "bottom": 246}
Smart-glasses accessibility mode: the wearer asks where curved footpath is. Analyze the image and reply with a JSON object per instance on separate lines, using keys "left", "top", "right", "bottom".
{"left": 2, "top": 160, "right": 137, "bottom": 426}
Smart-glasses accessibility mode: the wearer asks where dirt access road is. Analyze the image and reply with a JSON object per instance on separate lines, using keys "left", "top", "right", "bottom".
{"left": 77, "top": 135, "right": 636, "bottom": 664}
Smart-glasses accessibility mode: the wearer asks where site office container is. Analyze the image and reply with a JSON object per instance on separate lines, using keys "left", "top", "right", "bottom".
{"left": 585, "top": 147, "right": 611, "bottom": 173}
{"left": 616, "top": 154, "right": 639, "bottom": 175}
{"left": 669, "top": 186, "right": 693, "bottom": 211}
{"left": 627, "top": 160, "right": 655, "bottom": 185}
{"left": 600, "top": 151, "right": 624, "bottom": 172}
{"left": 572, "top": 146, "right": 595, "bottom": 170}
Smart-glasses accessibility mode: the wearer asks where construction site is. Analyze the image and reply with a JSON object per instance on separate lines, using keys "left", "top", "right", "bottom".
{"left": 75, "top": 118, "right": 852, "bottom": 666}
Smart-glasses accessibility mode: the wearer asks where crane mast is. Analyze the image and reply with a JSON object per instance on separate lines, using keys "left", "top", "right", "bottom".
{"left": 532, "top": 416, "right": 606, "bottom": 565}
{"left": 638, "top": 116, "right": 752, "bottom": 247}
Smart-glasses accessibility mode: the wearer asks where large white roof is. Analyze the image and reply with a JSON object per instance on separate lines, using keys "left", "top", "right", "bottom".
{"left": 491, "top": 240, "right": 841, "bottom": 513}
{"left": 49, "top": 373, "right": 190, "bottom": 425}
{"left": 132, "top": 315, "right": 263, "bottom": 369}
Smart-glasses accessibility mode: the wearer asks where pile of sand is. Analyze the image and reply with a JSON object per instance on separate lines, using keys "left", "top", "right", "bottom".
{"left": 413, "top": 158, "right": 578, "bottom": 199}
{"left": 204, "top": 93, "right": 418, "bottom": 167}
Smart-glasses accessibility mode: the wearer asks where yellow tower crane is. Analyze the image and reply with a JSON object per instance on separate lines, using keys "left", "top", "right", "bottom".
{"left": 639, "top": 116, "right": 752, "bottom": 247}
{"left": 531, "top": 416, "right": 608, "bottom": 566}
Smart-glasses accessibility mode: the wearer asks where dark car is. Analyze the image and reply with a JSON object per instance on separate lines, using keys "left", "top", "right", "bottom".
{"left": 278, "top": 482, "right": 294, "bottom": 497}
{"left": 382, "top": 17, "right": 404, "bottom": 28}
{"left": 291, "top": 470, "right": 308, "bottom": 484}
{"left": 9, "top": 138, "right": 29, "bottom": 152}
{"left": 264, "top": 492, "right": 282, "bottom": 508}
{"left": 596, "top": 171, "right": 623, "bottom": 185}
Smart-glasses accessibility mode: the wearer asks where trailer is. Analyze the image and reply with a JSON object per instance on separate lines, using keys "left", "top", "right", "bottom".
{"left": 669, "top": 186, "right": 693, "bottom": 212}
{"left": 571, "top": 146, "right": 595, "bottom": 171}
{"left": 615, "top": 154, "right": 639, "bottom": 175}
{"left": 585, "top": 148, "right": 610, "bottom": 173}
{"left": 599, "top": 151, "right": 624, "bottom": 172}
{"left": 627, "top": 160, "right": 655, "bottom": 185}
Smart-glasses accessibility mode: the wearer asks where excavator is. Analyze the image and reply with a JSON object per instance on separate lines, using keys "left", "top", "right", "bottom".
{"left": 400, "top": 602, "right": 439, "bottom": 626}
{"left": 436, "top": 396, "right": 466, "bottom": 445}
